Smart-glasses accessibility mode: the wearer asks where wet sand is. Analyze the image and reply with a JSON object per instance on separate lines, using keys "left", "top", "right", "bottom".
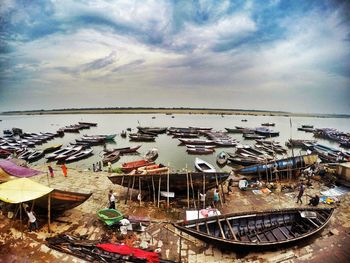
{"left": 1, "top": 164, "right": 350, "bottom": 262}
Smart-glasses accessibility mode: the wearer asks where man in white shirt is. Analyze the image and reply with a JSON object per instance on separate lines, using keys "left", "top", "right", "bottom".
{"left": 25, "top": 207, "right": 38, "bottom": 232}
{"left": 108, "top": 190, "right": 116, "bottom": 209}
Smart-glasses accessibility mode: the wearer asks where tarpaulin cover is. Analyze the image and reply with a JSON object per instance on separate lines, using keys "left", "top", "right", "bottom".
{"left": 0, "top": 159, "right": 43, "bottom": 177}
{"left": 0, "top": 178, "right": 53, "bottom": 203}
{"left": 96, "top": 243, "right": 159, "bottom": 263}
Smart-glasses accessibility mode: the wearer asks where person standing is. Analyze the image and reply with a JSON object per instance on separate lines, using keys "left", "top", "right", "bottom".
{"left": 61, "top": 163, "right": 67, "bottom": 177}
{"left": 48, "top": 165, "right": 54, "bottom": 178}
{"left": 213, "top": 188, "right": 220, "bottom": 208}
{"left": 25, "top": 207, "right": 38, "bottom": 232}
{"left": 108, "top": 190, "right": 116, "bottom": 209}
{"left": 296, "top": 182, "right": 305, "bottom": 204}
{"left": 227, "top": 179, "right": 233, "bottom": 195}
{"left": 200, "top": 192, "right": 206, "bottom": 209}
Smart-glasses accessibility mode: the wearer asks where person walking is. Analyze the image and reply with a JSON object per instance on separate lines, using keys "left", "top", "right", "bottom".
{"left": 108, "top": 190, "right": 116, "bottom": 209}
{"left": 61, "top": 163, "right": 67, "bottom": 177}
{"left": 296, "top": 182, "right": 305, "bottom": 204}
{"left": 48, "top": 164, "right": 54, "bottom": 178}
{"left": 25, "top": 207, "right": 38, "bottom": 232}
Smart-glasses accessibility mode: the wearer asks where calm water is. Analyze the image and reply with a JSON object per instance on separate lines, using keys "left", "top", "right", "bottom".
{"left": 0, "top": 113, "right": 349, "bottom": 171}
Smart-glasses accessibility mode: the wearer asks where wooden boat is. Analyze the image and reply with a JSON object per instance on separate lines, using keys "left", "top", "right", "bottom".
{"left": 301, "top": 125, "right": 314, "bottom": 129}
{"left": 298, "top": 127, "right": 315, "bottom": 132}
{"left": 121, "top": 159, "right": 154, "bottom": 173}
{"left": 187, "top": 148, "right": 215, "bottom": 155}
{"left": 137, "top": 126, "right": 167, "bottom": 134}
{"left": 54, "top": 146, "right": 83, "bottom": 161}
{"left": 225, "top": 128, "right": 245, "bottom": 133}
{"left": 27, "top": 150, "right": 44, "bottom": 162}
{"left": 261, "top": 123, "right": 275, "bottom": 126}
{"left": 18, "top": 149, "right": 35, "bottom": 160}
{"left": 129, "top": 133, "right": 156, "bottom": 142}
{"left": 195, "top": 158, "right": 216, "bottom": 173}
{"left": 144, "top": 148, "right": 158, "bottom": 161}
{"left": 214, "top": 139, "right": 238, "bottom": 147}
{"left": 65, "top": 149, "right": 93, "bottom": 163}
{"left": 108, "top": 172, "right": 229, "bottom": 195}
{"left": 137, "top": 164, "right": 169, "bottom": 175}
{"left": 104, "top": 145, "right": 141, "bottom": 155}
{"left": 285, "top": 139, "right": 317, "bottom": 148}
{"left": 35, "top": 189, "right": 92, "bottom": 215}
{"left": 188, "top": 126, "right": 213, "bottom": 131}
{"left": 43, "top": 144, "right": 63, "bottom": 154}
{"left": 172, "top": 133, "right": 199, "bottom": 138}
{"left": 173, "top": 208, "right": 334, "bottom": 249}
{"left": 78, "top": 121, "right": 97, "bottom": 127}
{"left": 179, "top": 138, "right": 215, "bottom": 145}
{"left": 84, "top": 134, "right": 116, "bottom": 141}
{"left": 103, "top": 151, "right": 120, "bottom": 165}
{"left": 216, "top": 151, "right": 228, "bottom": 166}
{"left": 186, "top": 145, "right": 216, "bottom": 149}
{"left": 46, "top": 146, "right": 76, "bottom": 160}
{"left": 228, "top": 156, "right": 264, "bottom": 166}
{"left": 243, "top": 133, "right": 266, "bottom": 140}
{"left": 236, "top": 154, "right": 318, "bottom": 176}
{"left": 97, "top": 208, "right": 124, "bottom": 226}
{"left": 254, "top": 128, "right": 279, "bottom": 137}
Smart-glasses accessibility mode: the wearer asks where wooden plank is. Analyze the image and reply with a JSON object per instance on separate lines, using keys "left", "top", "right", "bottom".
{"left": 224, "top": 216, "right": 238, "bottom": 241}
{"left": 278, "top": 226, "right": 289, "bottom": 239}
{"left": 217, "top": 218, "right": 226, "bottom": 239}
{"left": 306, "top": 218, "right": 320, "bottom": 228}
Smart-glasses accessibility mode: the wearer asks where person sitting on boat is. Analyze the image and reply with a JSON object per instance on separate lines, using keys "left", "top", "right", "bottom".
{"left": 308, "top": 195, "right": 320, "bottom": 206}
{"left": 108, "top": 190, "right": 116, "bottom": 209}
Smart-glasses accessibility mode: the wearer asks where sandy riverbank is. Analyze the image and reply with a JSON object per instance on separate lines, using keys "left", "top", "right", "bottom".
{"left": 1, "top": 164, "right": 350, "bottom": 262}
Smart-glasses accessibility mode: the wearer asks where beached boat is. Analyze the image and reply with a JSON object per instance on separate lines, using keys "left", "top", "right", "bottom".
{"left": 27, "top": 150, "right": 44, "bottom": 162}
{"left": 35, "top": 189, "right": 92, "bottom": 215}
{"left": 236, "top": 154, "right": 318, "bottom": 176}
{"left": 103, "top": 151, "right": 120, "bottom": 165}
{"left": 195, "top": 158, "right": 216, "bottom": 173}
{"left": 108, "top": 172, "right": 229, "bottom": 195}
{"left": 43, "top": 144, "right": 63, "bottom": 154}
{"left": 121, "top": 159, "right": 154, "bottom": 173}
{"left": 65, "top": 148, "right": 93, "bottom": 163}
{"left": 144, "top": 148, "right": 158, "bottom": 161}
{"left": 173, "top": 208, "right": 334, "bottom": 249}
{"left": 216, "top": 151, "right": 228, "bottom": 166}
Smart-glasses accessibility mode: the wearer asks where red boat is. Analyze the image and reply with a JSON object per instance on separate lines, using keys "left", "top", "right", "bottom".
{"left": 121, "top": 159, "right": 154, "bottom": 173}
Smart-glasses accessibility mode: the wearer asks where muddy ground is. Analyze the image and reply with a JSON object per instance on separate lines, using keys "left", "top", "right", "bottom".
{"left": 0, "top": 164, "right": 349, "bottom": 263}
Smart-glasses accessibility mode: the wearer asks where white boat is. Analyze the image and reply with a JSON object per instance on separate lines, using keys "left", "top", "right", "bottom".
{"left": 194, "top": 158, "right": 216, "bottom": 173}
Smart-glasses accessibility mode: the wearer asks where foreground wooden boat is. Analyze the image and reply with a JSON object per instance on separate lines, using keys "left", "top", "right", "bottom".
{"left": 174, "top": 208, "right": 334, "bottom": 249}
{"left": 35, "top": 189, "right": 92, "bottom": 214}
{"left": 108, "top": 172, "right": 229, "bottom": 195}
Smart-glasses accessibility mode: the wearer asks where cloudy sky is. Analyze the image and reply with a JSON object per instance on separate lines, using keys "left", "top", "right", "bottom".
{"left": 0, "top": 0, "right": 349, "bottom": 114}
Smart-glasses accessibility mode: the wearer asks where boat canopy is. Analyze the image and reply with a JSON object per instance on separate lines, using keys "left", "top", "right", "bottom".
{"left": 0, "top": 178, "right": 53, "bottom": 203}
{"left": 0, "top": 159, "right": 44, "bottom": 177}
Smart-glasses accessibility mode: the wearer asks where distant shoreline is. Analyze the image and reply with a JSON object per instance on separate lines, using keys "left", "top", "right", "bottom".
{"left": 1, "top": 108, "right": 349, "bottom": 118}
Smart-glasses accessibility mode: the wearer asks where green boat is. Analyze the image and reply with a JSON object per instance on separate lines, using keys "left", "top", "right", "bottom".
{"left": 97, "top": 208, "right": 124, "bottom": 226}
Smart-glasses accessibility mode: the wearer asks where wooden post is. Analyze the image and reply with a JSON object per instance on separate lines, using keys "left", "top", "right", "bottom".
{"left": 157, "top": 175, "right": 162, "bottom": 208}
{"left": 186, "top": 164, "right": 189, "bottom": 209}
{"left": 151, "top": 175, "right": 156, "bottom": 206}
{"left": 20, "top": 202, "right": 23, "bottom": 239}
{"left": 139, "top": 177, "right": 142, "bottom": 207}
{"left": 202, "top": 173, "right": 206, "bottom": 209}
{"left": 130, "top": 176, "right": 136, "bottom": 201}
{"left": 167, "top": 163, "right": 170, "bottom": 209}
{"left": 189, "top": 172, "right": 196, "bottom": 209}
{"left": 48, "top": 193, "right": 51, "bottom": 233}
{"left": 125, "top": 176, "right": 131, "bottom": 204}
{"left": 179, "top": 230, "right": 182, "bottom": 263}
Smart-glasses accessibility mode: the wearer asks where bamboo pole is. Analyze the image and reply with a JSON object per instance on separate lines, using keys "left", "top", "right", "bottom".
{"left": 157, "top": 175, "right": 162, "bottom": 208}
{"left": 186, "top": 164, "right": 189, "bottom": 209}
{"left": 124, "top": 176, "right": 131, "bottom": 204}
{"left": 203, "top": 173, "right": 206, "bottom": 209}
{"left": 151, "top": 175, "right": 156, "bottom": 206}
{"left": 130, "top": 176, "right": 136, "bottom": 201}
{"left": 167, "top": 163, "right": 170, "bottom": 209}
{"left": 48, "top": 193, "right": 51, "bottom": 233}
{"left": 20, "top": 202, "right": 23, "bottom": 239}
{"left": 189, "top": 172, "right": 196, "bottom": 209}
{"left": 139, "top": 177, "right": 142, "bottom": 207}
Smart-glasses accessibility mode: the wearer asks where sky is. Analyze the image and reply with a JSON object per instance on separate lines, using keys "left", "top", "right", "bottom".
{"left": 0, "top": 0, "right": 349, "bottom": 114}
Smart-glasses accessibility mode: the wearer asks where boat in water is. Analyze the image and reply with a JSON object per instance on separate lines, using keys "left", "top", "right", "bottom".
{"left": 195, "top": 158, "right": 216, "bottom": 173}
{"left": 174, "top": 208, "right": 334, "bottom": 249}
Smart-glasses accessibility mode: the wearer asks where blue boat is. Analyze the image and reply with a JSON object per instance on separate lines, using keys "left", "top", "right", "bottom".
{"left": 235, "top": 154, "right": 318, "bottom": 176}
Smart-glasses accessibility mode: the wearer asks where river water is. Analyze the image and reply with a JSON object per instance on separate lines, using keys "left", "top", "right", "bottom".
{"left": 0, "top": 113, "right": 349, "bottom": 171}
